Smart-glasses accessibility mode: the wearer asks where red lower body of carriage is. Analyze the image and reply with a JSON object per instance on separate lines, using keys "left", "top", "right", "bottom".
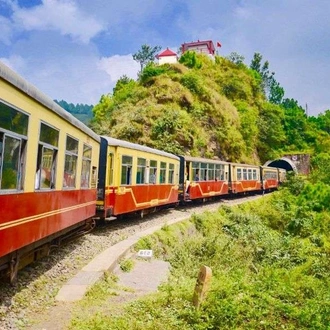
{"left": 102, "top": 184, "right": 178, "bottom": 216}
{"left": 185, "top": 180, "right": 229, "bottom": 200}
{"left": 231, "top": 180, "right": 262, "bottom": 194}
{"left": 0, "top": 189, "right": 96, "bottom": 261}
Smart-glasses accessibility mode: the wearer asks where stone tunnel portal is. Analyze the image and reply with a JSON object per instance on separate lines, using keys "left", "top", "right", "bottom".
{"left": 264, "top": 157, "right": 297, "bottom": 173}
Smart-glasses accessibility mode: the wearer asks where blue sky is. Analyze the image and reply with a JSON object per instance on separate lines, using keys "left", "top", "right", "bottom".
{"left": 1, "top": 0, "right": 330, "bottom": 116}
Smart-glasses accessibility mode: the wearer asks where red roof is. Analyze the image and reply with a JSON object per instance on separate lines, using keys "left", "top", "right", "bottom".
{"left": 156, "top": 48, "right": 177, "bottom": 59}
{"left": 181, "top": 40, "right": 215, "bottom": 55}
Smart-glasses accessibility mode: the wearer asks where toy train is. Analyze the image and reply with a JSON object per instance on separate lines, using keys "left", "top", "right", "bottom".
{"left": 0, "top": 61, "right": 285, "bottom": 283}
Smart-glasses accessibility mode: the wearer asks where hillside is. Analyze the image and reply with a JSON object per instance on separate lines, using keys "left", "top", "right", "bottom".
{"left": 55, "top": 100, "right": 93, "bottom": 125}
{"left": 91, "top": 52, "right": 330, "bottom": 164}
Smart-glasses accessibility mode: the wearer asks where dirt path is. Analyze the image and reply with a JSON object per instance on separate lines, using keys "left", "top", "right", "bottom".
{"left": 26, "top": 258, "right": 170, "bottom": 330}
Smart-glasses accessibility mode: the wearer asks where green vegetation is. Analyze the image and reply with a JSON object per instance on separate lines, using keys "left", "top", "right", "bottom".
{"left": 69, "top": 176, "right": 330, "bottom": 329}
{"left": 89, "top": 49, "right": 330, "bottom": 164}
{"left": 119, "top": 258, "right": 135, "bottom": 272}
{"left": 55, "top": 99, "right": 93, "bottom": 124}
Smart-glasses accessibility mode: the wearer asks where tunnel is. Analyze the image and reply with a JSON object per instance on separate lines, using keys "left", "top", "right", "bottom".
{"left": 264, "top": 157, "right": 297, "bottom": 173}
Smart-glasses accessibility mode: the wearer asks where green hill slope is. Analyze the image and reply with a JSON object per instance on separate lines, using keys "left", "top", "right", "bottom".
{"left": 90, "top": 52, "right": 328, "bottom": 164}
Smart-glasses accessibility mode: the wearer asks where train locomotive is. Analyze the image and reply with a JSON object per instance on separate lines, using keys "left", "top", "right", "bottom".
{"left": 0, "top": 61, "right": 285, "bottom": 283}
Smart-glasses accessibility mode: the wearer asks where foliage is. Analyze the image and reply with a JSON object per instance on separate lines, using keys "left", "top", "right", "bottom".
{"left": 257, "top": 102, "right": 286, "bottom": 162}
{"left": 90, "top": 48, "right": 330, "bottom": 163}
{"left": 133, "top": 44, "right": 161, "bottom": 71}
{"left": 309, "top": 152, "right": 330, "bottom": 184}
{"left": 179, "top": 51, "right": 203, "bottom": 69}
{"left": 55, "top": 99, "right": 93, "bottom": 124}
{"left": 226, "top": 51, "right": 245, "bottom": 65}
{"left": 139, "top": 63, "right": 176, "bottom": 85}
{"left": 250, "top": 53, "right": 284, "bottom": 104}
{"left": 119, "top": 258, "right": 135, "bottom": 272}
{"left": 70, "top": 183, "right": 330, "bottom": 329}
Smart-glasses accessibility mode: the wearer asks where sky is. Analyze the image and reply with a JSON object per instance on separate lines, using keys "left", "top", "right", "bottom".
{"left": 1, "top": 0, "right": 330, "bottom": 116}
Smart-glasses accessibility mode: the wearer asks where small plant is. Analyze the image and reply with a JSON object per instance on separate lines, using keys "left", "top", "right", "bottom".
{"left": 119, "top": 258, "right": 135, "bottom": 272}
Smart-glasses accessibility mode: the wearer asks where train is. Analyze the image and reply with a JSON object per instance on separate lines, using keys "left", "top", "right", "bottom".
{"left": 0, "top": 61, "right": 286, "bottom": 284}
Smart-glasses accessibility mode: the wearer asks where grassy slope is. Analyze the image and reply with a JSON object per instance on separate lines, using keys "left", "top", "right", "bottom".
{"left": 91, "top": 56, "right": 278, "bottom": 164}
{"left": 69, "top": 180, "right": 330, "bottom": 329}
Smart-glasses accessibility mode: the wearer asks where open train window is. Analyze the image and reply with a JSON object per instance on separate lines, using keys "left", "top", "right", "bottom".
{"left": 81, "top": 144, "right": 92, "bottom": 188}
{"left": 0, "top": 133, "right": 26, "bottom": 191}
{"left": 35, "top": 122, "right": 58, "bottom": 190}
{"left": 168, "top": 163, "right": 175, "bottom": 184}
{"left": 160, "top": 162, "right": 166, "bottom": 184}
{"left": 208, "top": 163, "right": 215, "bottom": 180}
{"left": 91, "top": 166, "right": 97, "bottom": 188}
{"left": 64, "top": 135, "right": 79, "bottom": 188}
{"left": 121, "top": 155, "right": 132, "bottom": 185}
{"left": 0, "top": 102, "right": 28, "bottom": 191}
{"left": 192, "top": 162, "right": 200, "bottom": 181}
{"left": 149, "top": 160, "right": 157, "bottom": 184}
{"left": 237, "top": 168, "right": 242, "bottom": 180}
{"left": 137, "top": 158, "right": 146, "bottom": 184}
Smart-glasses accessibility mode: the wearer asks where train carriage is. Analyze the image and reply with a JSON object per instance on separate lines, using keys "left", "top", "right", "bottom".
{"left": 180, "top": 156, "right": 230, "bottom": 201}
{"left": 229, "top": 163, "right": 262, "bottom": 194}
{"left": 262, "top": 166, "right": 285, "bottom": 191}
{"left": 96, "top": 137, "right": 180, "bottom": 218}
{"left": 0, "top": 62, "right": 100, "bottom": 282}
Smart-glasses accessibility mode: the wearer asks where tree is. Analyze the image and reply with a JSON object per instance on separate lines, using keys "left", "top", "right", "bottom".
{"left": 250, "top": 52, "right": 285, "bottom": 104}
{"left": 269, "top": 79, "right": 284, "bottom": 104}
{"left": 226, "top": 52, "right": 245, "bottom": 65}
{"left": 133, "top": 44, "right": 161, "bottom": 71}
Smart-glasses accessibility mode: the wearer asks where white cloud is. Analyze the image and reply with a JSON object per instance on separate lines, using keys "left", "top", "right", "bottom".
{"left": 98, "top": 55, "right": 140, "bottom": 82}
{"left": 12, "top": 0, "right": 104, "bottom": 43}
{"left": 0, "top": 15, "right": 14, "bottom": 45}
{"left": 0, "top": 54, "right": 25, "bottom": 71}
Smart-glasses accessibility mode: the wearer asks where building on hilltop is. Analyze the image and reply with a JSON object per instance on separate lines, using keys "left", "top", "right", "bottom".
{"left": 156, "top": 48, "right": 178, "bottom": 65}
{"left": 181, "top": 40, "right": 216, "bottom": 58}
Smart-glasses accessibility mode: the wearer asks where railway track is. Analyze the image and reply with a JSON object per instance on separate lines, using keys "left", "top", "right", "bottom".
{"left": 0, "top": 194, "right": 264, "bottom": 330}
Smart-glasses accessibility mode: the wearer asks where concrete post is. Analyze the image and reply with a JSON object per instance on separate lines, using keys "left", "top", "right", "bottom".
{"left": 193, "top": 265, "right": 212, "bottom": 308}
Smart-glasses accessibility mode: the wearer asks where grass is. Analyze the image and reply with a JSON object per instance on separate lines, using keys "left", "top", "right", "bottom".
{"left": 69, "top": 188, "right": 330, "bottom": 329}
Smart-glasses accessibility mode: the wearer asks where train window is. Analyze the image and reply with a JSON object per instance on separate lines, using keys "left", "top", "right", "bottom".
{"left": 35, "top": 145, "right": 57, "bottom": 189}
{"left": 0, "top": 101, "right": 29, "bottom": 135}
{"left": 237, "top": 168, "right": 242, "bottom": 180}
{"left": 201, "top": 163, "right": 207, "bottom": 181}
{"left": 248, "top": 169, "right": 252, "bottom": 180}
{"left": 121, "top": 155, "right": 132, "bottom": 185}
{"left": 160, "top": 162, "right": 166, "bottom": 184}
{"left": 243, "top": 168, "right": 247, "bottom": 180}
{"left": 40, "top": 122, "right": 59, "bottom": 147}
{"left": 149, "top": 160, "right": 157, "bottom": 184}
{"left": 192, "top": 162, "right": 200, "bottom": 181}
{"left": 63, "top": 136, "right": 79, "bottom": 188}
{"left": 168, "top": 163, "right": 175, "bottom": 184}
{"left": 0, "top": 134, "right": 26, "bottom": 191}
{"left": 208, "top": 163, "right": 215, "bottom": 180}
{"left": 36, "top": 123, "right": 58, "bottom": 190}
{"left": 91, "top": 166, "right": 97, "bottom": 188}
{"left": 253, "top": 169, "right": 257, "bottom": 180}
{"left": 81, "top": 144, "right": 92, "bottom": 188}
{"left": 137, "top": 158, "right": 146, "bottom": 184}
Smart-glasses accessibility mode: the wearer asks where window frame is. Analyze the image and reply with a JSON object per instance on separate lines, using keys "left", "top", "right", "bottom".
{"left": 63, "top": 134, "right": 79, "bottom": 189}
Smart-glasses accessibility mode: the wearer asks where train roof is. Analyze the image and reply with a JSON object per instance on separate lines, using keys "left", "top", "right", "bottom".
{"left": 101, "top": 136, "right": 180, "bottom": 161}
{"left": 183, "top": 155, "right": 228, "bottom": 165}
{"left": 0, "top": 61, "right": 100, "bottom": 142}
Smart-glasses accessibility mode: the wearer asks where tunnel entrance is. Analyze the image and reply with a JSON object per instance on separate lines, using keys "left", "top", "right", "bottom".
{"left": 264, "top": 157, "right": 297, "bottom": 173}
